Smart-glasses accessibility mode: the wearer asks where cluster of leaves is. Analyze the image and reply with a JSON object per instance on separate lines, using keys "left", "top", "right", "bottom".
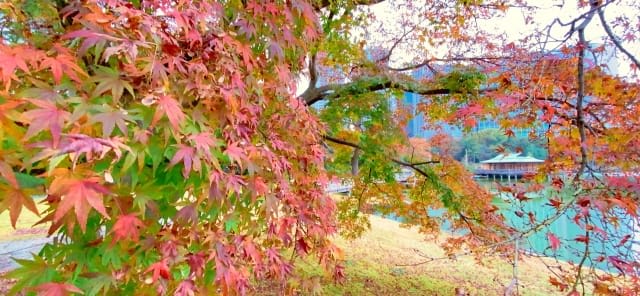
{"left": 306, "top": 0, "right": 640, "bottom": 294}
{"left": 2, "top": 0, "right": 640, "bottom": 295}
{"left": 0, "top": 0, "right": 343, "bottom": 294}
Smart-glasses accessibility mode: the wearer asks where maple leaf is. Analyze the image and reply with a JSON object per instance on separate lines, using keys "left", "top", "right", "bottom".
{"left": 0, "top": 185, "right": 39, "bottom": 228}
{"left": 152, "top": 95, "right": 185, "bottom": 130}
{"left": 57, "top": 134, "right": 129, "bottom": 165}
{"left": 175, "top": 280, "right": 197, "bottom": 296}
{"left": 0, "top": 160, "right": 18, "bottom": 188}
{"left": 62, "top": 28, "right": 121, "bottom": 57}
{"left": 574, "top": 235, "right": 589, "bottom": 244}
{"left": 89, "top": 66, "right": 134, "bottom": 102}
{"left": 0, "top": 44, "right": 31, "bottom": 90}
{"left": 32, "top": 282, "right": 83, "bottom": 296}
{"left": 39, "top": 48, "right": 87, "bottom": 84}
{"left": 91, "top": 108, "right": 131, "bottom": 137}
{"left": 49, "top": 173, "right": 111, "bottom": 232}
{"left": 145, "top": 259, "right": 171, "bottom": 283}
{"left": 334, "top": 263, "right": 346, "bottom": 284}
{"left": 224, "top": 142, "right": 245, "bottom": 165}
{"left": 547, "top": 232, "right": 560, "bottom": 251}
{"left": 546, "top": 198, "right": 562, "bottom": 209}
{"left": 111, "top": 214, "right": 144, "bottom": 242}
{"left": 616, "top": 234, "right": 631, "bottom": 247}
{"left": 169, "top": 144, "right": 200, "bottom": 178}
{"left": 241, "top": 238, "right": 262, "bottom": 265}
{"left": 22, "top": 99, "right": 70, "bottom": 147}
{"left": 504, "top": 128, "right": 515, "bottom": 137}
{"left": 548, "top": 276, "right": 568, "bottom": 292}
{"left": 186, "top": 252, "right": 206, "bottom": 277}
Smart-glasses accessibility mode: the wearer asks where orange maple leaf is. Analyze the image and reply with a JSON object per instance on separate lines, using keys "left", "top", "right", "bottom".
{"left": 49, "top": 171, "right": 110, "bottom": 232}
{"left": 0, "top": 185, "right": 39, "bottom": 228}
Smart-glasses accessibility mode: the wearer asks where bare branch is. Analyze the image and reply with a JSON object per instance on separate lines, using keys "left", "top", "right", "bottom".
{"left": 597, "top": 7, "right": 640, "bottom": 69}
{"left": 375, "top": 25, "right": 418, "bottom": 64}
{"left": 387, "top": 56, "right": 510, "bottom": 72}
{"left": 313, "top": 0, "right": 384, "bottom": 10}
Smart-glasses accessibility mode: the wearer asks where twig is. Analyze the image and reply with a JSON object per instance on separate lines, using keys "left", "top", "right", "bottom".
{"left": 597, "top": 7, "right": 640, "bottom": 70}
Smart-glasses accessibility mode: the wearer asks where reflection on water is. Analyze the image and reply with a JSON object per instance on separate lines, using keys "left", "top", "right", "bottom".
{"left": 478, "top": 179, "right": 635, "bottom": 272}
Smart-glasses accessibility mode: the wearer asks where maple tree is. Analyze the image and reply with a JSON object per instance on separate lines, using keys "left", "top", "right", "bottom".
{"left": 0, "top": 0, "right": 639, "bottom": 295}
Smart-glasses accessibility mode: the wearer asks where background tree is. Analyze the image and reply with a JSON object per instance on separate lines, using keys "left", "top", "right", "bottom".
{"left": 0, "top": 0, "right": 639, "bottom": 295}
{"left": 450, "top": 128, "right": 548, "bottom": 162}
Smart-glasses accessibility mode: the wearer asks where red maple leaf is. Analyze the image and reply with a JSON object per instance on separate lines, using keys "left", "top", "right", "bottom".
{"left": 39, "top": 47, "right": 87, "bottom": 84}
{"left": 547, "top": 232, "right": 560, "bottom": 251}
{"left": 22, "top": 99, "right": 70, "bottom": 147}
{"left": 0, "top": 44, "right": 31, "bottom": 90}
{"left": 548, "top": 276, "right": 568, "bottom": 292}
{"left": 504, "top": 128, "right": 515, "bottom": 137}
{"left": 546, "top": 198, "right": 562, "bottom": 210}
{"left": 145, "top": 259, "right": 171, "bottom": 283}
{"left": 152, "top": 95, "right": 185, "bottom": 130}
{"left": 49, "top": 172, "right": 111, "bottom": 232}
{"left": 169, "top": 144, "right": 200, "bottom": 178}
{"left": 224, "top": 142, "right": 245, "bottom": 165}
{"left": 32, "top": 282, "right": 83, "bottom": 296}
{"left": 574, "top": 235, "right": 589, "bottom": 243}
{"left": 111, "top": 214, "right": 144, "bottom": 242}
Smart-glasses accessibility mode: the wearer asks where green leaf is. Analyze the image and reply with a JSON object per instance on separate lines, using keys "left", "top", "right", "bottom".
{"left": 225, "top": 217, "right": 238, "bottom": 233}
{"left": 15, "top": 172, "right": 45, "bottom": 188}
{"left": 7, "top": 256, "right": 59, "bottom": 295}
{"left": 83, "top": 273, "right": 116, "bottom": 296}
{"left": 100, "top": 246, "right": 123, "bottom": 269}
{"left": 90, "top": 66, "right": 135, "bottom": 102}
{"left": 47, "top": 155, "right": 66, "bottom": 174}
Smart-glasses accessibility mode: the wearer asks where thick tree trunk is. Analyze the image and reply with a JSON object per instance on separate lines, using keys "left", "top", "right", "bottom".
{"left": 351, "top": 148, "right": 360, "bottom": 176}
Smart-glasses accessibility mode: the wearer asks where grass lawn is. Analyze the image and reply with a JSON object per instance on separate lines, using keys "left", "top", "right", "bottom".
{"left": 259, "top": 215, "right": 564, "bottom": 295}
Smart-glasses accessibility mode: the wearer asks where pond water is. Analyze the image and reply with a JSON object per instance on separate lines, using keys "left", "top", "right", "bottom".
{"left": 482, "top": 179, "right": 636, "bottom": 272}
{"left": 379, "top": 179, "right": 637, "bottom": 272}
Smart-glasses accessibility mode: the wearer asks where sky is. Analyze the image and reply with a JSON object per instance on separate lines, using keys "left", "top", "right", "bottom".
{"left": 296, "top": 0, "right": 639, "bottom": 95}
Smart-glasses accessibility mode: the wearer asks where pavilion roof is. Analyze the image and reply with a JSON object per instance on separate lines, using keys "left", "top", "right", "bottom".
{"left": 480, "top": 153, "right": 544, "bottom": 164}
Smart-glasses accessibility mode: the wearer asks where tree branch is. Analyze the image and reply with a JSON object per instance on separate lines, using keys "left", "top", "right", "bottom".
{"left": 302, "top": 75, "right": 492, "bottom": 106}
{"left": 309, "top": 52, "right": 318, "bottom": 89}
{"left": 375, "top": 25, "right": 418, "bottom": 64}
{"left": 387, "top": 56, "right": 510, "bottom": 72}
{"left": 313, "top": 0, "right": 384, "bottom": 10}
{"left": 322, "top": 135, "right": 440, "bottom": 178}
{"left": 574, "top": 26, "right": 590, "bottom": 182}
{"left": 597, "top": 7, "right": 640, "bottom": 70}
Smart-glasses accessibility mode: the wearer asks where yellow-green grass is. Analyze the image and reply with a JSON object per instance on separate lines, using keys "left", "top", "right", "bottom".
{"left": 259, "top": 215, "right": 564, "bottom": 295}
{"left": 0, "top": 204, "right": 48, "bottom": 242}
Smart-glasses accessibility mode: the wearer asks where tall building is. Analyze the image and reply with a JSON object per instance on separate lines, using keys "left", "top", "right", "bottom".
{"left": 402, "top": 43, "right": 618, "bottom": 140}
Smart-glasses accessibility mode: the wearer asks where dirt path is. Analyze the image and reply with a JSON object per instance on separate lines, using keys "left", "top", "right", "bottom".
{"left": 0, "top": 237, "right": 51, "bottom": 273}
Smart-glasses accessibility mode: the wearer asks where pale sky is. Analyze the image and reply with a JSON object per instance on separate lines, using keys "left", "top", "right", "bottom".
{"left": 296, "top": 1, "right": 639, "bottom": 95}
